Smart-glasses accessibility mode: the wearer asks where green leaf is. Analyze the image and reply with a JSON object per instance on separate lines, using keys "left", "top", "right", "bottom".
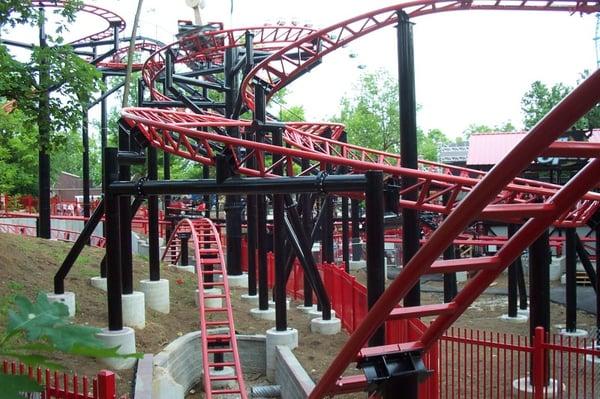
{"left": 0, "top": 353, "right": 64, "bottom": 370}
{"left": 0, "top": 374, "right": 43, "bottom": 399}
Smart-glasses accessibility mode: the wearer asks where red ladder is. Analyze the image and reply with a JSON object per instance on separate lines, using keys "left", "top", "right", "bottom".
{"left": 163, "top": 218, "right": 247, "bottom": 398}
{"left": 309, "top": 69, "right": 600, "bottom": 398}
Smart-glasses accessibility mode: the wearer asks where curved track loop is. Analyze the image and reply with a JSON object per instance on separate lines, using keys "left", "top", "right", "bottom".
{"left": 31, "top": 1, "right": 126, "bottom": 44}
{"left": 96, "top": 40, "right": 162, "bottom": 71}
{"left": 122, "top": 107, "right": 600, "bottom": 227}
{"left": 142, "top": 25, "right": 318, "bottom": 101}
{"left": 240, "top": 0, "right": 600, "bottom": 107}
{"left": 163, "top": 218, "right": 247, "bottom": 399}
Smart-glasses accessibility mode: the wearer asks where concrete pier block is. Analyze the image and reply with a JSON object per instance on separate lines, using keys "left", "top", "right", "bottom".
{"left": 266, "top": 327, "right": 298, "bottom": 381}
{"left": 46, "top": 292, "right": 76, "bottom": 317}
{"left": 96, "top": 327, "right": 137, "bottom": 370}
{"left": 90, "top": 276, "right": 107, "bottom": 291}
{"left": 140, "top": 279, "right": 170, "bottom": 314}
{"left": 310, "top": 317, "right": 341, "bottom": 335}
{"left": 122, "top": 291, "right": 145, "bottom": 329}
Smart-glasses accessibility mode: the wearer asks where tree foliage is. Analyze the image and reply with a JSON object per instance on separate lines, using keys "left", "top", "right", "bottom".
{"left": 0, "top": 1, "right": 103, "bottom": 194}
{"left": 0, "top": 293, "right": 140, "bottom": 399}
{"left": 335, "top": 70, "right": 452, "bottom": 161}
{"left": 521, "top": 74, "right": 600, "bottom": 131}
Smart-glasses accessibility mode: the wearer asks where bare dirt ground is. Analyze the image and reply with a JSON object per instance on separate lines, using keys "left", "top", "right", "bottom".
{"left": 1, "top": 233, "right": 596, "bottom": 398}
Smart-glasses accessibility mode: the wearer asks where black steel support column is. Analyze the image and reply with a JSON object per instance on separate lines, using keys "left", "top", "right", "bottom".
{"left": 365, "top": 171, "right": 385, "bottom": 347}
{"left": 302, "top": 161, "right": 313, "bottom": 307}
{"left": 38, "top": 9, "right": 51, "bottom": 239}
{"left": 255, "top": 84, "right": 269, "bottom": 311}
{"left": 148, "top": 146, "right": 161, "bottom": 281}
{"left": 529, "top": 229, "right": 550, "bottom": 383}
{"left": 203, "top": 165, "right": 211, "bottom": 218}
{"left": 119, "top": 126, "right": 133, "bottom": 295}
{"left": 246, "top": 129, "right": 258, "bottom": 297}
{"left": 179, "top": 233, "right": 190, "bottom": 266}
{"left": 322, "top": 194, "right": 334, "bottom": 263}
{"left": 442, "top": 191, "right": 457, "bottom": 303}
{"left": 351, "top": 199, "right": 361, "bottom": 261}
{"left": 163, "top": 152, "right": 172, "bottom": 240}
{"left": 104, "top": 148, "right": 123, "bottom": 331}
{"left": 341, "top": 196, "right": 350, "bottom": 271}
{"left": 517, "top": 257, "right": 528, "bottom": 311}
{"left": 273, "top": 128, "right": 287, "bottom": 331}
{"left": 566, "top": 228, "right": 577, "bottom": 332}
{"left": 224, "top": 47, "right": 243, "bottom": 277}
{"left": 82, "top": 108, "right": 91, "bottom": 220}
{"left": 398, "top": 12, "right": 420, "bottom": 309}
{"left": 507, "top": 224, "right": 519, "bottom": 317}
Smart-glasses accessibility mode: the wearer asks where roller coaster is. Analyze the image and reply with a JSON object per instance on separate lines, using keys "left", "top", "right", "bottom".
{"left": 4, "top": 1, "right": 600, "bottom": 398}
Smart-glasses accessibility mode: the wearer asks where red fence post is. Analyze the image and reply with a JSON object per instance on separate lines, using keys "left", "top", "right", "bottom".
{"left": 532, "top": 326, "right": 545, "bottom": 399}
{"left": 96, "top": 370, "right": 116, "bottom": 399}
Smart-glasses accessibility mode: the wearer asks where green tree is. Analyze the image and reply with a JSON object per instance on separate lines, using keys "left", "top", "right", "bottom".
{"left": 334, "top": 70, "right": 400, "bottom": 152}
{"left": 419, "top": 128, "right": 450, "bottom": 161}
{"left": 0, "top": 293, "right": 139, "bottom": 399}
{"left": 0, "top": 1, "right": 103, "bottom": 195}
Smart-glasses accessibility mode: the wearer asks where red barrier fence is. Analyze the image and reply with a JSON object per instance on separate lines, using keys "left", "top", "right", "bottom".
{"left": 1, "top": 360, "right": 118, "bottom": 399}
{"left": 439, "top": 327, "right": 600, "bottom": 399}
{"left": 0, "top": 222, "right": 106, "bottom": 248}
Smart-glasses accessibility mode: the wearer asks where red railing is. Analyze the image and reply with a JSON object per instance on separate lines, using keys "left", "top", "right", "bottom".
{"left": 0, "top": 222, "right": 106, "bottom": 248}
{"left": 439, "top": 327, "right": 600, "bottom": 399}
{"left": 2, "top": 360, "right": 118, "bottom": 399}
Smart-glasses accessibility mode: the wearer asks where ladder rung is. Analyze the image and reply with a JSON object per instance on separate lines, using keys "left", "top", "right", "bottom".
{"left": 205, "top": 320, "right": 230, "bottom": 326}
{"left": 209, "top": 361, "right": 235, "bottom": 367}
{"left": 204, "top": 294, "right": 226, "bottom": 299}
{"left": 210, "top": 375, "right": 239, "bottom": 381}
{"left": 387, "top": 302, "right": 456, "bottom": 320}
{"left": 205, "top": 307, "right": 228, "bottom": 312}
{"left": 428, "top": 256, "right": 500, "bottom": 273}
{"left": 211, "top": 389, "right": 242, "bottom": 395}
{"left": 207, "top": 348, "right": 233, "bottom": 354}
{"left": 481, "top": 203, "right": 554, "bottom": 219}
{"left": 207, "top": 334, "right": 231, "bottom": 341}
{"left": 204, "top": 282, "right": 225, "bottom": 286}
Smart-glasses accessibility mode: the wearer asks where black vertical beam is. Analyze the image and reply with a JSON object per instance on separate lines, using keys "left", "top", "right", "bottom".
{"left": 565, "top": 228, "right": 577, "bottom": 332}
{"left": 38, "top": 9, "right": 51, "bottom": 239}
{"left": 119, "top": 125, "right": 133, "bottom": 295}
{"left": 180, "top": 233, "right": 190, "bottom": 266}
{"left": 322, "top": 195, "right": 334, "bottom": 263}
{"left": 246, "top": 130, "right": 258, "bottom": 297}
{"left": 100, "top": 74, "right": 108, "bottom": 244}
{"left": 148, "top": 146, "right": 161, "bottom": 281}
{"left": 507, "top": 224, "right": 519, "bottom": 317}
{"left": 224, "top": 47, "right": 243, "bottom": 277}
{"left": 255, "top": 84, "right": 269, "bottom": 311}
{"left": 104, "top": 148, "right": 123, "bottom": 331}
{"left": 517, "top": 257, "right": 528, "bottom": 311}
{"left": 341, "top": 196, "right": 350, "bottom": 272}
{"left": 529, "top": 229, "right": 550, "bottom": 383}
{"left": 163, "top": 152, "right": 172, "bottom": 240}
{"left": 442, "top": 190, "right": 457, "bottom": 303}
{"left": 203, "top": 165, "right": 210, "bottom": 218}
{"left": 301, "top": 161, "right": 313, "bottom": 307}
{"left": 82, "top": 108, "right": 91, "bottom": 220}
{"left": 397, "top": 12, "right": 420, "bottom": 309}
{"left": 273, "top": 128, "right": 287, "bottom": 331}
{"left": 366, "top": 171, "right": 385, "bottom": 347}
{"left": 351, "top": 199, "right": 361, "bottom": 261}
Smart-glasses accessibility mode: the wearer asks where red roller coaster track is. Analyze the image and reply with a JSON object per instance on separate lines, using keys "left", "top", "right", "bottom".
{"left": 31, "top": 1, "right": 126, "bottom": 44}
{"left": 118, "top": 1, "right": 600, "bottom": 397}
{"left": 162, "top": 218, "right": 248, "bottom": 399}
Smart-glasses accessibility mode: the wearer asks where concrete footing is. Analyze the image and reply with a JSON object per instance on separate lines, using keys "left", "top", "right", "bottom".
{"left": 240, "top": 293, "right": 259, "bottom": 305}
{"left": 46, "top": 292, "right": 76, "bottom": 317}
{"left": 296, "top": 304, "right": 317, "bottom": 314}
{"left": 310, "top": 317, "right": 341, "bottom": 335}
{"left": 269, "top": 299, "right": 290, "bottom": 310}
{"left": 308, "top": 308, "right": 336, "bottom": 319}
{"left": 196, "top": 288, "right": 223, "bottom": 308}
{"left": 122, "top": 291, "right": 145, "bottom": 329}
{"left": 90, "top": 276, "right": 107, "bottom": 291}
{"left": 559, "top": 328, "right": 588, "bottom": 338}
{"left": 227, "top": 273, "right": 248, "bottom": 288}
{"left": 349, "top": 260, "right": 366, "bottom": 271}
{"left": 512, "top": 377, "right": 564, "bottom": 397}
{"left": 518, "top": 308, "right": 529, "bottom": 316}
{"left": 250, "top": 307, "right": 276, "bottom": 321}
{"left": 266, "top": 327, "right": 298, "bottom": 381}
{"left": 96, "top": 327, "right": 137, "bottom": 370}
{"left": 140, "top": 279, "right": 170, "bottom": 314}
{"left": 499, "top": 313, "right": 528, "bottom": 324}
{"left": 176, "top": 265, "right": 196, "bottom": 273}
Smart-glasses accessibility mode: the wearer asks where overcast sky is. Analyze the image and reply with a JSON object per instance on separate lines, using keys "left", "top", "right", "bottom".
{"left": 8, "top": 0, "right": 599, "bottom": 138}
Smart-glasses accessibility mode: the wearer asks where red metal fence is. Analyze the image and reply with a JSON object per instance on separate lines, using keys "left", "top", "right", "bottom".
{"left": 439, "top": 327, "right": 600, "bottom": 399}
{"left": 1, "top": 361, "right": 118, "bottom": 399}
{"left": 0, "top": 222, "right": 106, "bottom": 248}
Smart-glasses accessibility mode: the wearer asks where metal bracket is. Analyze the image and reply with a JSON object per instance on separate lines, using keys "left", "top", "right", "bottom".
{"left": 135, "top": 177, "right": 147, "bottom": 197}
{"left": 315, "top": 171, "right": 328, "bottom": 194}
{"left": 357, "top": 350, "right": 432, "bottom": 394}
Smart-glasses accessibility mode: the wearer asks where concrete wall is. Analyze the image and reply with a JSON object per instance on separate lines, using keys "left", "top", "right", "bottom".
{"left": 152, "top": 331, "right": 266, "bottom": 398}
{"left": 274, "top": 346, "right": 315, "bottom": 399}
